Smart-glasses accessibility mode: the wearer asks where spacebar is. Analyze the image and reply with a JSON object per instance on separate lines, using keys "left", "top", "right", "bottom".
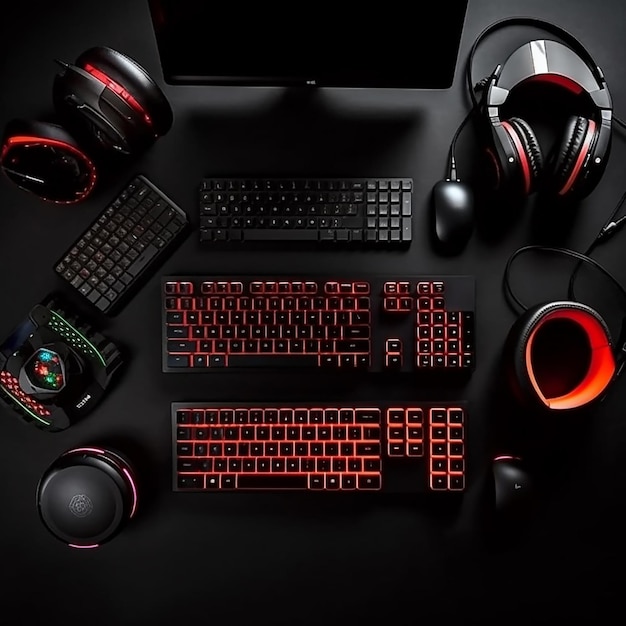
{"left": 243, "top": 229, "right": 318, "bottom": 241}
{"left": 228, "top": 355, "right": 317, "bottom": 367}
{"left": 237, "top": 475, "right": 309, "bottom": 490}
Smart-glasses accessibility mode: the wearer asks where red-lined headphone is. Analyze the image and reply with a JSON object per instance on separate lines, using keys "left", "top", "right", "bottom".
{"left": 504, "top": 300, "right": 617, "bottom": 410}
{"left": 479, "top": 18, "right": 613, "bottom": 201}
{"left": 1, "top": 46, "right": 173, "bottom": 203}
{"left": 502, "top": 246, "right": 626, "bottom": 412}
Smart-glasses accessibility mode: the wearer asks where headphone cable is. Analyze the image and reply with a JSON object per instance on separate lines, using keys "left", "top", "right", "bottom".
{"left": 503, "top": 245, "right": 626, "bottom": 313}
{"left": 565, "top": 187, "right": 626, "bottom": 303}
{"left": 446, "top": 106, "right": 475, "bottom": 181}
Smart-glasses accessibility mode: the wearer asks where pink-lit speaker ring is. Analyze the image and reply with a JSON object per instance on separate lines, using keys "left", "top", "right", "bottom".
{"left": 558, "top": 119, "right": 597, "bottom": 196}
{"left": 501, "top": 121, "right": 531, "bottom": 195}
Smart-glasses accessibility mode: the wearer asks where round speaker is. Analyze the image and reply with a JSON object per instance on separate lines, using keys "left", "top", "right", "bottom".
{"left": 36, "top": 447, "right": 138, "bottom": 548}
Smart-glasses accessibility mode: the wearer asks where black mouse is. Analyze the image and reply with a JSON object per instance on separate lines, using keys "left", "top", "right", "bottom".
{"left": 492, "top": 455, "right": 534, "bottom": 520}
{"left": 431, "top": 179, "right": 474, "bottom": 248}
{"left": 36, "top": 446, "right": 138, "bottom": 548}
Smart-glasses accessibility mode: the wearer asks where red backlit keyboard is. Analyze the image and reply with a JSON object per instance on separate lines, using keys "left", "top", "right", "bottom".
{"left": 173, "top": 402, "right": 467, "bottom": 493}
{"left": 162, "top": 275, "right": 475, "bottom": 373}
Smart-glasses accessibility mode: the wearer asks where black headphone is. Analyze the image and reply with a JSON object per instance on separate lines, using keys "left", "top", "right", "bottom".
{"left": 502, "top": 245, "right": 626, "bottom": 411}
{"left": 439, "top": 17, "right": 613, "bottom": 206}
{"left": 481, "top": 20, "right": 612, "bottom": 200}
{"left": 0, "top": 46, "right": 173, "bottom": 204}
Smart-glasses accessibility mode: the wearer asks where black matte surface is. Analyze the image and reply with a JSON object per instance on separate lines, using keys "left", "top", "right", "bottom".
{"left": 2, "top": 1, "right": 626, "bottom": 624}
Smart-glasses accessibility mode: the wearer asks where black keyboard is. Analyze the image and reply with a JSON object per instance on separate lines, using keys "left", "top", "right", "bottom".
{"left": 162, "top": 275, "right": 475, "bottom": 372}
{"left": 54, "top": 175, "right": 190, "bottom": 315}
{"left": 198, "top": 177, "right": 412, "bottom": 244}
{"left": 172, "top": 401, "right": 467, "bottom": 493}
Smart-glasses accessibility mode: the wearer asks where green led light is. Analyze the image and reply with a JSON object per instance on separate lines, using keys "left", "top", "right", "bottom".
{"left": 49, "top": 311, "right": 106, "bottom": 367}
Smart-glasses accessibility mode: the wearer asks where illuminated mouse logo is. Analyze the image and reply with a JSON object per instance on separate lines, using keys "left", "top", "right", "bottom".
{"left": 68, "top": 494, "right": 93, "bottom": 517}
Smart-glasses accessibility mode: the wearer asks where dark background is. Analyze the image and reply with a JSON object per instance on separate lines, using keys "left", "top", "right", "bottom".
{"left": 2, "top": 1, "right": 626, "bottom": 624}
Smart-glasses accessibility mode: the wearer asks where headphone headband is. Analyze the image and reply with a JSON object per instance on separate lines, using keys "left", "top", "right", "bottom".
{"left": 467, "top": 17, "right": 608, "bottom": 100}
{"left": 487, "top": 38, "right": 610, "bottom": 104}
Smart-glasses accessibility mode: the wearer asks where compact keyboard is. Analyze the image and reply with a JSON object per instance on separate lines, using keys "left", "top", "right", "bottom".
{"left": 54, "top": 175, "right": 189, "bottom": 315}
{"left": 198, "top": 177, "right": 412, "bottom": 244}
{"left": 162, "top": 275, "right": 475, "bottom": 373}
{"left": 172, "top": 402, "right": 467, "bottom": 493}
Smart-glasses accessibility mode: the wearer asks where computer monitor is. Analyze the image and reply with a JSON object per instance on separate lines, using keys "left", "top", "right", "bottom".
{"left": 147, "top": 0, "right": 469, "bottom": 89}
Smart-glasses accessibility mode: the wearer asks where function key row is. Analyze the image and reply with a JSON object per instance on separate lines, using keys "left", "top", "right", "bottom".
{"left": 200, "top": 178, "right": 413, "bottom": 192}
{"left": 164, "top": 280, "right": 372, "bottom": 296}
{"left": 176, "top": 407, "right": 383, "bottom": 425}
{"left": 165, "top": 280, "right": 451, "bottom": 296}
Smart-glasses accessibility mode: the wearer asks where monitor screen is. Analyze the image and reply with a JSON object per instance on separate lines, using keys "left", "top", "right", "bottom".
{"left": 147, "top": 0, "right": 469, "bottom": 88}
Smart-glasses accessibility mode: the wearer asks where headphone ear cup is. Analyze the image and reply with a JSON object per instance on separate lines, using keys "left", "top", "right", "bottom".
{"left": 504, "top": 301, "right": 616, "bottom": 411}
{"left": 75, "top": 46, "right": 173, "bottom": 138}
{"left": 502, "top": 117, "right": 544, "bottom": 196}
{"left": 2, "top": 119, "right": 81, "bottom": 149}
{"left": 1, "top": 119, "right": 97, "bottom": 203}
{"left": 547, "top": 115, "right": 597, "bottom": 199}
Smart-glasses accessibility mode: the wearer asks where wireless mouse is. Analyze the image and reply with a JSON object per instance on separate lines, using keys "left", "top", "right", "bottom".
{"left": 431, "top": 179, "right": 474, "bottom": 249}
{"left": 36, "top": 446, "right": 138, "bottom": 548}
{"left": 492, "top": 455, "right": 534, "bottom": 520}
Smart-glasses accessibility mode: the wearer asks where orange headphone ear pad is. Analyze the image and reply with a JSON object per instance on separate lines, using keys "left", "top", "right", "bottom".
{"left": 504, "top": 301, "right": 616, "bottom": 411}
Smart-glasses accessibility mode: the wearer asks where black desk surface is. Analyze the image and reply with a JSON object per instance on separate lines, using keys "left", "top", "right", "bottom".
{"left": 2, "top": 1, "right": 626, "bottom": 624}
